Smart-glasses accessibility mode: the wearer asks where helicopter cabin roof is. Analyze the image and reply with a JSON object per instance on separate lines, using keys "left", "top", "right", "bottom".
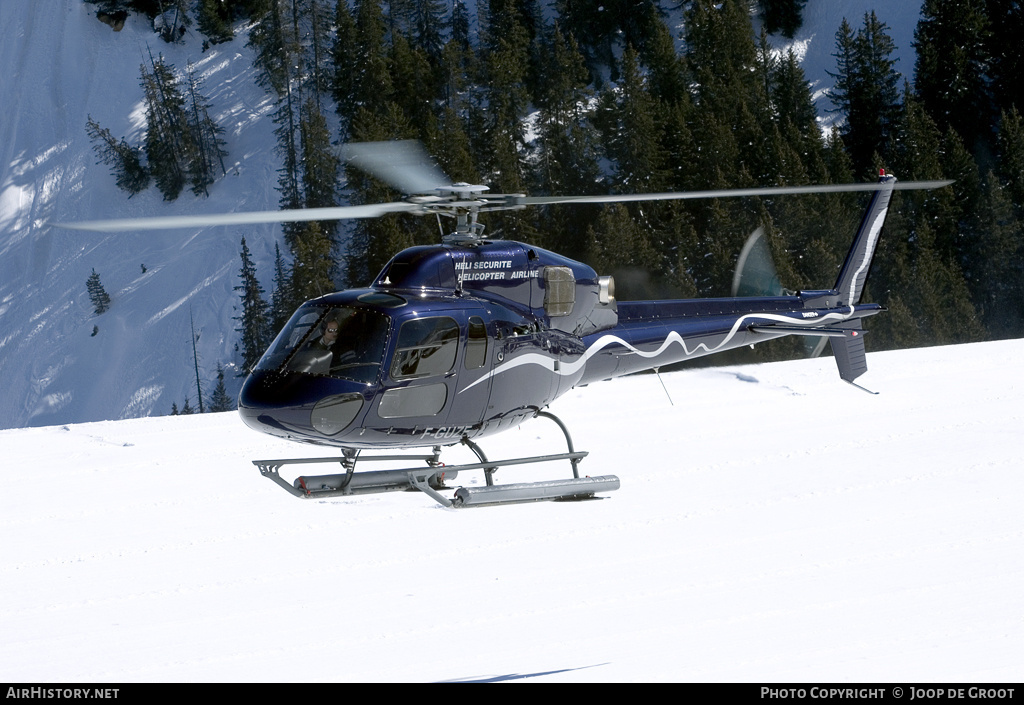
{"left": 370, "top": 241, "right": 598, "bottom": 316}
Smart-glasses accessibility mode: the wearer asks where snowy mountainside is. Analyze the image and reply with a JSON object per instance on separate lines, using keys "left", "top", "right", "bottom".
{"left": 0, "top": 0, "right": 278, "bottom": 428}
{"left": 0, "top": 0, "right": 924, "bottom": 430}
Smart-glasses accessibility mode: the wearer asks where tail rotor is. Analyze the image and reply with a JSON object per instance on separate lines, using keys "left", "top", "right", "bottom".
{"left": 732, "top": 226, "right": 828, "bottom": 357}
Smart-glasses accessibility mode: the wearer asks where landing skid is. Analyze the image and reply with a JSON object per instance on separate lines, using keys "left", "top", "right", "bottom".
{"left": 252, "top": 411, "right": 620, "bottom": 508}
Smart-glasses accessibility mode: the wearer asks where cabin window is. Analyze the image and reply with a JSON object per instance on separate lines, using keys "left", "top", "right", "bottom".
{"left": 465, "top": 316, "right": 488, "bottom": 369}
{"left": 390, "top": 316, "right": 459, "bottom": 380}
{"left": 544, "top": 266, "right": 575, "bottom": 316}
{"left": 378, "top": 384, "right": 448, "bottom": 418}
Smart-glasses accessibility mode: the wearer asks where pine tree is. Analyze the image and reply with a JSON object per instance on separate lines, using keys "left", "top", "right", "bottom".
{"left": 304, "top": 0, "right": 335, "bottom": 107}
{"left": 480, "top": 0, "right": 531, "bottom": 171}
{"left": 913, "top": 0, "right": 994, "bottom": 162}
{"left": 903, "top": 221, "right": 986, "bottom": 345}
{"left": 823, "top": 124, "right": 856, "bottom": 184}
{"left": 642, "top": 15, "right": 689, "bottom": 112}
{"left": 388, "top": 31, "right": 437, "bottom": 140}
{"left": 940, "top": 127, "right": 985, "bottom": 278}
{"left": 86, "top": 269, "right": 112, "bottom": 315}
{"left": 209, "top": 365, "right": 235, "bottom": 412}
{"left": 273, "top": 91, "right": 303, "bottom": 252}
{"left": 270, "top": 242, "right": 294, "bottom": 330}
{"left": 234, "top": 237, "right": 272, "bottom": 373}
{"left": 687, "top": 0, "right": 764, "bottom": 114}
{"left": 598, "top": 44, "right": 665, "bottom": 193}
{"left": 141, "top": 55, "right": 187, "bottom": 200}
{"left": 291, "top": 221, "right": 335, "bottom": 301}
{"left": 987, "top": 0, "right": 1024, "bottom": 117}
{"left": 533, "top": 24, "right": 600, "bottom": 197}
{"left": 532, "top": 23, "right": 602, "bottom": 256}
{"left": 331, "top": 0, "right": 362, "bottom": 137}
{"left": 557, "top": 0, "right": 614, "bottom": 79}
{"left": 298, "top": 97, "right": 340, "bottom": 231}
{"left": 409, "top": 0, "right": 447, "bottom": 60}
{"left": 686, "top": 0, "right": 774, "bottom": 185}
{"left": 139, "top": 54, "right": 227, "bottom": 200}
{"left": 344, "top": 107, "right": 418, "bottom": 285}
{"left": 996, "top": 107, "right": 1024, "bottom": 213}
{"left": 352, "top": 0, "right": 394, "bottom": 119}
{"left": 427, "top": 104, "right": 479, "bottom": 186}
{"left": 197, "top": 0, "right": 235, "bottom": 45}
{"left": 867, "top": 87, "right": 986, "bottom": 350}
{"left": 759, "top": 0, "right": 807, "bottom": 39}
{"left": 770, "top": 49, "right": 819, "bottom": 146}
{"left": 248, "top": 0, "right": 295, "bottom": 98}
{"left": 452, "top": 0, "right": 471, "bottom": 50}
{"left": 974, "top": 172, "right": 1024, "bottom": 336}
{"left": 475, "top": 0, "right": 535, "bottom": 241}
{"left": 157, "top": 0, "right": 192, "bottom": 43}
{"left": 184, "top": 62, "right": 228, "bottom": 196}
{"left": 85, "top": 116, "right": 150, "bottom": 196}
{"left": 586, "top": 204, "right": 661, "bottom": 286}
{"left": 889, "top": 86, "right": 978, "bottom": 279}
{"left": 141, "top": 53, "right": 213, "bottom": 201}
{"left": 828, "top": 12, "right": 902, "bottom": 177}
{"left": 558, "top": 0, "right": 661, "bottom": 81}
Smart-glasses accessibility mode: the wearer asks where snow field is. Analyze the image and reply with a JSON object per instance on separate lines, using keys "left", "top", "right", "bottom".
{"left": 1, "top": 340, "right": 1022, "bottom": 681}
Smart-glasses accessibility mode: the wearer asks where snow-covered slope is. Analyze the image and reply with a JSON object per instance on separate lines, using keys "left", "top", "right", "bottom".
{"left": 0, "top": 0, "right": 279, "bottom": 428}
{"left": 0, "top": 0, "right": 924, "bottom": 430}
{"left": 1, "top": 340, "right": 1021, "bottom": 682}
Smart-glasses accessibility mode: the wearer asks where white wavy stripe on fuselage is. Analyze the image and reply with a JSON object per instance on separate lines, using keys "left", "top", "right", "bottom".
{"left": 459, "top": 308, "right": 855, "bottom": 394}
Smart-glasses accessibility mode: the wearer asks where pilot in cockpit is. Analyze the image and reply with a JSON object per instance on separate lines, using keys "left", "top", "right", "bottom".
{"left": 283, "top": 308, "right": 386, "bottom": 380}
{"left": 311, "top": 314, "right": 361, "bottom": 369}
{"left": 313, "top": 317, "right": 341, "bottom": 353}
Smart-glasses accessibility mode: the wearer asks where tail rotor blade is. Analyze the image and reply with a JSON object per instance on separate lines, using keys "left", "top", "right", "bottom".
{"left": 732, "top": 226, "right": 826, "bottom": 358}
{"left": 732, "top": 227, "right": 783, "bottom": 297}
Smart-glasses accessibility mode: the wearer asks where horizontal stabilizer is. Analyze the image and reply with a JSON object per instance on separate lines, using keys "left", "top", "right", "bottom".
{"left": 749, "top": 325, "right": 852, "bottom": 338}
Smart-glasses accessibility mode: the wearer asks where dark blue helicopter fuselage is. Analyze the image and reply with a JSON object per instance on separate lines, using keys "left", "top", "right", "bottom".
{"left": 237, "top": 239, "right": 882, "bottom": 449}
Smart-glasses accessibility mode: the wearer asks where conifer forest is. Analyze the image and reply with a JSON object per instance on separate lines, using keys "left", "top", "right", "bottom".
{"left": 89, "top": 0, "right": 1024, "bottom": 369}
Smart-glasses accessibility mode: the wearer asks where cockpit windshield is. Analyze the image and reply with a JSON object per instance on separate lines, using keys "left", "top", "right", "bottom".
{"left": 255, "top": 305, "right": 389, "bottom": 384}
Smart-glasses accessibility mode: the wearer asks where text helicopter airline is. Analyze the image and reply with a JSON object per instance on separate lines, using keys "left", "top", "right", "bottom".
{"left": 63, "top": 141, "right": 950, "bottom": 507}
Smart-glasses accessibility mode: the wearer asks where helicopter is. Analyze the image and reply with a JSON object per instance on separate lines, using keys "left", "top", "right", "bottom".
{"left": 61, "top": 141, "right": 951, "bottom": 507}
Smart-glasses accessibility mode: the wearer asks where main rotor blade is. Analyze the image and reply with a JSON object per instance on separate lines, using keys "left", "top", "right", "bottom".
{"left": 55, "top": 202, "right": 420, "bottom": 232}
{"left": 340, "top": 140, "right": 452, "bottom": 195}
{"left": 515, "top": 180, "right": 954, "bottom": 206}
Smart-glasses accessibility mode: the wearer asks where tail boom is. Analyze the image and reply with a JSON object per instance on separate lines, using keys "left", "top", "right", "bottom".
{"left": 575, "top": 299, "right": 884, "bottom": 386}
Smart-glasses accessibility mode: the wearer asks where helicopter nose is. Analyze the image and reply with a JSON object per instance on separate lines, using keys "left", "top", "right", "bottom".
{"left": 238, "top": 371, "right": 369, "bottom": 441}
{"left": 309, "top": 392, "right": 364, "bottom": 435}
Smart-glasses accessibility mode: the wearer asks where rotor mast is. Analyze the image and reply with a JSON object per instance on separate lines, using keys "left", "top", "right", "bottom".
{"left": 420, "top": 183, "right": 527, "bottom": 245}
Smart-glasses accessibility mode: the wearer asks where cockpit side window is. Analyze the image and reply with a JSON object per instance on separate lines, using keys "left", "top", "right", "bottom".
{"left": 390, "top": 316, "right": 459, "bottom": 380}
{"left": 465, "top": 316, "right": 488, "bottom": 369}
{"left": 254, "top": 310, "right": 322, "bottom": 372}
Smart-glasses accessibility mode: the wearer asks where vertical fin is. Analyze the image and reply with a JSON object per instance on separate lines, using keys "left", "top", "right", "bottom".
{"left": 834, "top": 174, "right": 897, "bottom": 306}
{"left": 827, "top": 173, "right": 896, "bottom": 392}
{"left": 829, "top": 321, "right": 867, "bottom": 382}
